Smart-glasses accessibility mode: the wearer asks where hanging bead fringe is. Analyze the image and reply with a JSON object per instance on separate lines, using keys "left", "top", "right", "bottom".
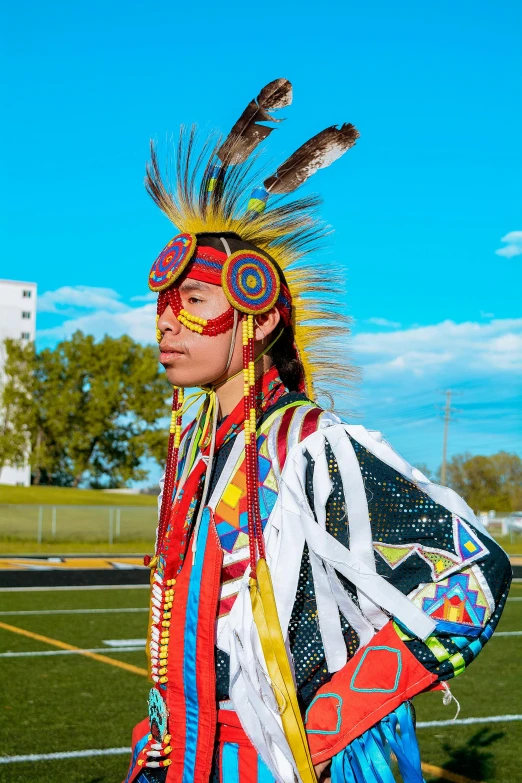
{"left": 155, "top": 386, "right": 184, "bottom": 554}
{"left": 242, "top": 314, "right": 265, "bottom": 577}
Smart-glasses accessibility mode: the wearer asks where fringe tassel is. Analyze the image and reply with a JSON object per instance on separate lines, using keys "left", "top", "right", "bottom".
{"left": 331, "top": 703, "right": 425, "bottom": 783}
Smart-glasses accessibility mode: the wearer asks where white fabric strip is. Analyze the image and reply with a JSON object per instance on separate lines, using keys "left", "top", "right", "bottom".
{"left": 308, "top": 548, "right": 348, "bottom": 671}
{"left": 321, "top": 427, "right": 388, "bottom": 630}
{"left": 228, "top": 585, "right": 299, "bottom": 783}
{"left": 308, "top": 434, "right": 348, "bottom": 670}
{"left": 286, "top": 405, "right": 312, "bottom": 453}
{"left": 325, "top": 564, "right": 375, "bottom": 648}
{"left": 309, "top": 436, "right": 375, "bottom": 649}
{"left": 220, "top": 575, "right": 248, "bottom": 599}
{"left": 278, "top": 432, "right": 436, "bottom": 640}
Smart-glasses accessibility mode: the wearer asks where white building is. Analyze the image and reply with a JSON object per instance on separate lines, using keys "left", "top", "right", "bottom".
{"left": 0, "top": 279, "right": 37, "bottom": 485}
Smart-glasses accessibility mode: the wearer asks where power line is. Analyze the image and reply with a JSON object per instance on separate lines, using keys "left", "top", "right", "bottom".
{"left": 440, "top": 390, "right": 459, "bottom": 484}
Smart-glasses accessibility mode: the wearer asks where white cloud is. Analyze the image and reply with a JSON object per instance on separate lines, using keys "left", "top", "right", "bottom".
{"left": 365, "top": 317, "right": 401, "bottom": 328}
{"left": 38, "top": 286, "right": 127, "bottom": 314}
{"left": 130, "top": 292, "right": 157, "bottom": 302}
{"left": 37, "top": 285, "right": 157, "bottom": 344}
{"left": 494, "top": 230, "right": 522, "bottom": 259}
{"left": 352, "top": 318, "right": 522, "bottom": 379}
{"left": 38, "top": 303, "right": 157, "bottom": 344}
{"left": 349, "top": 316, "right": 522, "bottom": 469}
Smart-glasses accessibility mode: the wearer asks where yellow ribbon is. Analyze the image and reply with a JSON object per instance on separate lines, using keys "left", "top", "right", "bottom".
{"left": 250, "top": 558, "right": 317, "bottom": 783}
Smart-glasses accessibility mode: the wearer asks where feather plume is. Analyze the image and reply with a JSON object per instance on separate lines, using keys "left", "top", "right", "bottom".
{"left": 217, "top": 78, "right": 292, "bottom": 165}
{"left": 145, "top": 127, "right": 357, "bottom": 407}
{"left": 264, "top": 123, "right": 359, "bottom": 194}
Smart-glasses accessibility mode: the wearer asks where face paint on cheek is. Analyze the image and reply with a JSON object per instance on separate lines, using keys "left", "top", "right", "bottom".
{"left": 167, "top": 288, "right": 235, "bottom": 336}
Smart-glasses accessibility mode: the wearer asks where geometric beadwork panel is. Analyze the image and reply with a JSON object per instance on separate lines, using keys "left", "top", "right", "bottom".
{"left": 374, "top": 513, "right": 488, "bottom": 583}
{"left": 214, "top": 433, "right": 278, "bottom": 619}
{"left": 408, "top": 566, "right": 495, "bottom": 637}
{"left": 453, "top": 514, "right": 489, "bottom": 565}
{"left": 214, "top": 434, "right": 277, "bottom": 554}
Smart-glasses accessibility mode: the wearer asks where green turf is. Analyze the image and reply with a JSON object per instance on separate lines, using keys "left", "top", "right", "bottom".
{"left": 0, "top": 586, "right": 520, "bottom": 782}
{"left": 0, "top": 504, "right": 158, "bottom": 543}
{"left": 0, "top": 588, "right": 151, "bottom": 782}
{"left": 0, "top": 484, "right": 157, "bottom": 505}
{"left": 492, "top": 534, "right": 522, "bottom": 556}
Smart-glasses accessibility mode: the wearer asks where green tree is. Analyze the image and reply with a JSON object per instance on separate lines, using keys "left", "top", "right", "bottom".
{"left": 31, "top": 331, "right": 171, "bottom": 487}
{"left": 0, "top": 338, "right": 36, "bottom": 474}
{"left": 446, "top": 451, "right": 522, "bottom": 512}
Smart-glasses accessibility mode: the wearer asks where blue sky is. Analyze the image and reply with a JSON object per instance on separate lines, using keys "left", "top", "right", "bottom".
{"left": 2, "top": 0, "right": 521, "bottom": 482}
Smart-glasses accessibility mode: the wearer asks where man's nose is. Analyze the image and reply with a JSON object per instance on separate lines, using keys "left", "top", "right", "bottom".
{"left": 157, "top": 304, "right": 182, "bottom": 336}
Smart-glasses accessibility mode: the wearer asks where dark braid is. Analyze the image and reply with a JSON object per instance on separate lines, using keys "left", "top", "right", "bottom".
{"left": 268, "top": 324, "right": 305, "bottom": 393}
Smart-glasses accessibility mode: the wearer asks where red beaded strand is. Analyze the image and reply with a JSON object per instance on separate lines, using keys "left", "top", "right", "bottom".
{"left": 155, "top": 386, "right": 184, "bottom": 556}
{"left": 242, "top": 315, "right": 266, "bottom": 578}
{"left": 249, "top": 326, "right": 265, "bottom": 561}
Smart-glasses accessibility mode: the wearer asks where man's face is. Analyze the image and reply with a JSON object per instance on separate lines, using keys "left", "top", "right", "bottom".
{"left": 157, "top": 278, "right": 244, "bottom": 388}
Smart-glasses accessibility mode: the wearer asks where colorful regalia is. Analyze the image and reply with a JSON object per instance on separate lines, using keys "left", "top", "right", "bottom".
{"left": 124, "top": 80, "right": 511, "bottom": 783}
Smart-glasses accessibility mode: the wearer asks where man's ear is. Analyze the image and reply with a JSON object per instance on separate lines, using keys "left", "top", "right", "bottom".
{"left": 254, "top": 308, "right": 281, "bottom": 342}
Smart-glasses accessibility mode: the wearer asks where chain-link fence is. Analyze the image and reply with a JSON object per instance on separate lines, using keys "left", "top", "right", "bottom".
{"left": 0, "top": 504, "right": 158, "bottom": 544}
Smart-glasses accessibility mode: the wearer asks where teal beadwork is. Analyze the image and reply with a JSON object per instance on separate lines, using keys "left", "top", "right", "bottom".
{"left": 350, "top": 645, "right": 402, "bottom": 693}
{"left": 304, "top": 692, "right": 343, "bottom": 735}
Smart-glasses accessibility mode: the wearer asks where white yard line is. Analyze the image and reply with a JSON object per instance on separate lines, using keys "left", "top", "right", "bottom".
{"left": 2, "top": 715, "right": 522, "bottom": 764}
{"left": 0, "top": 607, "right": 148, "bottom": 616}
{"left": 0, "top": 584, "right": 149, "bottom": 592}
{"left": 417, "top": 714, "right": 522, "bottom": 728}
{"left": 0, "top": 646, "right": 144, "bottom": 658}
{"left": 492, "top": 630, "right": 522, "bottom": 636}
{"left": 0, "top": 747, "right": 132, "bottom": 764}
{"left": 103, "top": 638, "right": 146, "bottom": 647}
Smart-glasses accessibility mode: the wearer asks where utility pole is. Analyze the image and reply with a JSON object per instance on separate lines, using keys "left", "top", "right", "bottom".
{"left": 440, "top": 390, "right": 453, "bottom": 486}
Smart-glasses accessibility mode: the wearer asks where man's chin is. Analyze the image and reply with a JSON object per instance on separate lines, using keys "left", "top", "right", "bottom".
{"left": 163, "top": 367, "right": 216, "bottom": 389}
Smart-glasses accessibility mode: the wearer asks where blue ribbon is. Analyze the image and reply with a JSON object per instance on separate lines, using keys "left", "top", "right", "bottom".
{"left": 331, "top": 702, "right": 425, "bottom": 783}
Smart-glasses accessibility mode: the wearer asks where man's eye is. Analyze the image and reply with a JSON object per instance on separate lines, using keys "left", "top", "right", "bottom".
{"left": 188, "top": 297, "right": 202, "bottom": 305}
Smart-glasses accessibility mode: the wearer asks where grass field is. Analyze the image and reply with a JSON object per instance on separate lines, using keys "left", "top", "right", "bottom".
{"left": 0, "top": 504, "right": 158, "bottom": 545}
{"left": 0, "top": 485, "right": 157, "bottom": 506}
{"left": 0, "top": 582, "right": 520, "bottom": 783}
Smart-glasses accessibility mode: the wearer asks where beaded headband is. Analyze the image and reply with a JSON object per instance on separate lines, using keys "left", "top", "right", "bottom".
{"left": 151, "top": 234, "right": 292, "bottom": 338}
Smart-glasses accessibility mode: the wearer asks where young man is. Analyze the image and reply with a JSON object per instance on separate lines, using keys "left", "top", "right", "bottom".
{"left": 124, "top": 81, "right": 511, "bottom": 783}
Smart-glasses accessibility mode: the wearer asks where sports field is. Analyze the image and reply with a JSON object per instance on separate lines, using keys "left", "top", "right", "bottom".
{"left": 0, "top": 582, "right": 520, "bottom": 783}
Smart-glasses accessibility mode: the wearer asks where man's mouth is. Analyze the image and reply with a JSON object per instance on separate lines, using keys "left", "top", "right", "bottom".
{"left": 159, "top": 346, "right": 185, "bottom": 364}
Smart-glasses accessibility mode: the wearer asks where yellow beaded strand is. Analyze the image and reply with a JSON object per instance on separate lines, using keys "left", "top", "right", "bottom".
{"left": 177, "top": 309, "right": 208, "bottom": 334}
{"left": 169, "top": 387, "right": 184, "bottom": 450}
{"left": 243, "top": 315, "right": 257, "bottom": 440}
